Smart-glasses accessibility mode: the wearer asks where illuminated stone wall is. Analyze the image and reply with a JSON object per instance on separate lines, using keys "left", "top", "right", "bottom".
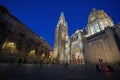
{"left": 83, "top": 8, "right": 120, "bottom": 65}
{"left": 84, "top": 26, "right": 120, "bottom": 65}
{"left": 64, "top": 35, "right": 70, "bottom": 63}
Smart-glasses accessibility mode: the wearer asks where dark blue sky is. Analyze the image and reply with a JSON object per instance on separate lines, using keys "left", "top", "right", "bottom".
{"left": 0, "top": 0, "right": 120, "bottom": 48}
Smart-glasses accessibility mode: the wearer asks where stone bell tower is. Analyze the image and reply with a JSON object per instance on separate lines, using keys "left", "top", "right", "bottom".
{"left": 53, "top": 12, "right": 68, "bottom": 63}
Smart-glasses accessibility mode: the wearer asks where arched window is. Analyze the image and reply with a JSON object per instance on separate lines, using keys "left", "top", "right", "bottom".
{"left": 95, "top": 24, "right": 100, "bottom": 32}
{"left": 91, "top": 26, "right": 95, "bottom": 34}
{"left": 99, "top": 22, "right": 104, "bottom": 30}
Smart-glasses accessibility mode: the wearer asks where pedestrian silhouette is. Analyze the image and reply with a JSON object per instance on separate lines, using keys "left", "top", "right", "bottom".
{"left": 96, "top": 64, "right": 101, "bottom": 72}
{"left": 63, "top": 62, "right": 65, "bottom": 68}
{"left": 65, "top": 62, "right": 68, "bottom": 69}
{"left": 40, "top": 60, "right": 43, "bottom": 68}
{"left": 18, "top": 58, "right": 22, "bottom": 66}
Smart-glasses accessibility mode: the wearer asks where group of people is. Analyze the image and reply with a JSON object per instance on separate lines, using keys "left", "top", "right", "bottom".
{"left": 96, "top": 64, "right": 114, "bottom": 72}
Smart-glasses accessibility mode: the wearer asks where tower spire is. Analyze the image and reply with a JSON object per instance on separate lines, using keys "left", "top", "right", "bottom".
{"left": 60, "top": 11, "right": 64, "bottom": 17}
{"left": 54, "top": 12, "right": 68, "bottom": 63}
{"left": 57, "top": 11, "right": 67, "bottom": 27}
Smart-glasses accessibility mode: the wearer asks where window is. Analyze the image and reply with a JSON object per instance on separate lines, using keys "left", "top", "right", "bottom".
{"left": 104, "top": 19, "right": 108, "bottom": 26}
{"left": 76, "top": 36, "right": 78, "bottom": 40}
{"left": 91, "top": 26, "right": 95, "bottom": 34}
{"left": 91, "top": 17, "right": 95, "bottom": 22}
{"left": 6, "top": 23, "right": 12, "bottom": 31}
{"left": 74, "top": 38, "right": 75, "bottom": 41}
{"left": 29, "top": 38, "right": 34, "bottom": 42}
{"left": 99, "top": 22, "right": 104, "bottom": 30}
{"left": 19, "top": 29, "right": 26, "bottom": 37}
{"left": 80, "top": 42, "right": 83, "bottom": 49}
{"left": 95, "top": 24, "right": 100, "bottom": 32}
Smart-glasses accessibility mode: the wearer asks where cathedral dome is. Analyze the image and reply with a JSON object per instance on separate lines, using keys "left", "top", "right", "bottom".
{"left": 87, "top": 8, "right": 114, "bottom": 35}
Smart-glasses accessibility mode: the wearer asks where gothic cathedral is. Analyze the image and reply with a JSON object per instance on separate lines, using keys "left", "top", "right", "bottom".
{"left": 53, "top": 8, "right": 120, "bottom": 65}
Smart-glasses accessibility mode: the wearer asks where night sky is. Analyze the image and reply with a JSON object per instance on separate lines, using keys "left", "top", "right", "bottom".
{"left": 0, "top": 0, "right": 120, "bottom": 49}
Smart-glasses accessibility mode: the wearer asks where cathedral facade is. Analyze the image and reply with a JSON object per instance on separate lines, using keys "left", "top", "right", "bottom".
{"left": 53, "top": 8, "right": 120, "bottom": 65}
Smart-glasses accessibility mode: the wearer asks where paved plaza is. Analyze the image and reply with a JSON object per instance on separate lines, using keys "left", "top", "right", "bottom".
{"left": 0, "top": 63, "right": 120, "bottom": 80}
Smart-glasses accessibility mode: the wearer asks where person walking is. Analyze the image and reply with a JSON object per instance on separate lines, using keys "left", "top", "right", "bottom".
{"left": 63, "top": 62, "right": 65, "bottom": 68}
{"left": 40, "top": 60, "right": 43, "bottom": 68}
{"left": 96, "top": 64, "right": 101, "bottom": 72}
{"left": 66, "top": 62, "right": 68, "bottom": 69}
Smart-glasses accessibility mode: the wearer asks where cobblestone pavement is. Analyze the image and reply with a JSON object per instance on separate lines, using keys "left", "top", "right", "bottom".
{"left": 0, "top": 63, "right": 120, "bottom": 80}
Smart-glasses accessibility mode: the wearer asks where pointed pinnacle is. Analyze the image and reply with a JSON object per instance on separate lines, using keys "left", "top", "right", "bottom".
{"left": 60, "top": 11, "right": 64, "bottom": 17}
{"left": 92, "top": 8, "right": 96, "bottom": 11}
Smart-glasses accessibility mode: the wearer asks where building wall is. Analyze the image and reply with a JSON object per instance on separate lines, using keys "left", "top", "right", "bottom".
{"left": 0, "top": 6, "right": 50, "bottom": 63}
{"left": 84, "top": 27, "right": 120, "bottom": 65}
{"left": 64, "top": 35, "right": 70, "bottom": 63}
